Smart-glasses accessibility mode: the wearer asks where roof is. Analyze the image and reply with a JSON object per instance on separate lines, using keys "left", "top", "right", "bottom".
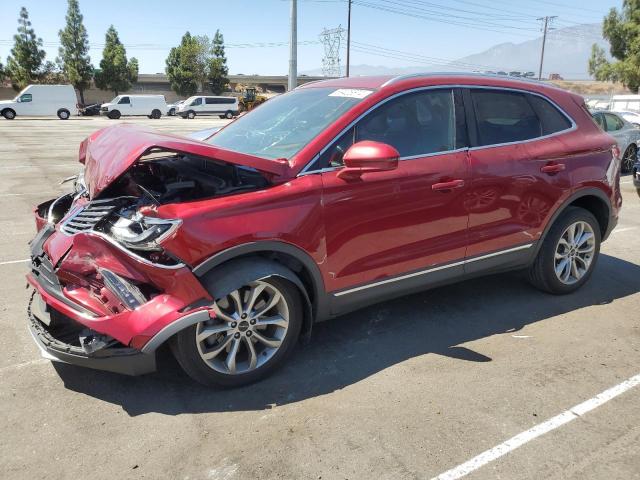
{"left": 298, "top": 72, "right": 568, "bottom": 95}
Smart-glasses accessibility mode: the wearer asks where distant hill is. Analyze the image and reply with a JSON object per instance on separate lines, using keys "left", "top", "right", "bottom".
{"left": 302, "top": 23, "right": 609, "bottom": 80}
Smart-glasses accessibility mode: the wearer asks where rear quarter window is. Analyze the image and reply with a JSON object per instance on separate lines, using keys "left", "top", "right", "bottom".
{"left": 526, "top": 94, "right": 573, "bottom": 134}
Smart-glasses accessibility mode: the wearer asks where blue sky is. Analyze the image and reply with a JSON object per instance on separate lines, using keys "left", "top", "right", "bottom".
{"left": 0, "top": 0, "right": 622, "bottom": 75}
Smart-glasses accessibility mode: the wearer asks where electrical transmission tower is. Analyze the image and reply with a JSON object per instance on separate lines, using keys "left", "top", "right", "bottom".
{"left": 319, "top": 26, "right": 346, "bottom": 77}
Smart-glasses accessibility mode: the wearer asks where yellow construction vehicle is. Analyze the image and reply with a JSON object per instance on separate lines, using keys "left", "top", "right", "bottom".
{"left": 238, "top": 87, "right": 267, "bottom": 112}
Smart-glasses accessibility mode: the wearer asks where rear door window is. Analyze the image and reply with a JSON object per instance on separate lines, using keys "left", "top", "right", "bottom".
{"left": 205, "top": 98, "right": 218, "bottom": 105}
{"left": 526, "top": 94, "right": 572, "bottom": 134}
{"left": 471, "top": 90, "right": 542, "bottom": 146}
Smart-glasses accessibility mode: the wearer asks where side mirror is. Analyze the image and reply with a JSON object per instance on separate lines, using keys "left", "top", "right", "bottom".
{"left": 337, "top": 141, "right": 400, "bottom": 180}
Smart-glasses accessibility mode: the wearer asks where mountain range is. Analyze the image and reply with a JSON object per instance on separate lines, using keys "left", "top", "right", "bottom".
{"left": 302, "top": 23, "right": 609, "bottom": 80}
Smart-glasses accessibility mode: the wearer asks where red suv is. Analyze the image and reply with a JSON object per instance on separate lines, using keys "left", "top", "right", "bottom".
{"left": 28, "top": 74, "right": 622, "bottom": 386}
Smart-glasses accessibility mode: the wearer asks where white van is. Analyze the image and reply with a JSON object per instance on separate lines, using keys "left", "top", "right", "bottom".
{"left": 610, "top": 95, "right": 640, "bottom": 113}
{"left": 0, "top": 84, "right": 78, "bottom": 120}
{"left": 177, "top": 95, "right": 239, "bottom": 119}
{"left": 101, "top": 95, "right": 167, "bottom": 119}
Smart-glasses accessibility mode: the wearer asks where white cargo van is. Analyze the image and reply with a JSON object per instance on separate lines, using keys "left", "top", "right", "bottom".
{"left": 101, "top": 95, "right": 167, "bottom": 119}
{"left": 0, "top": 84, "right": 78, "bottom": 120}
{"left": 177, "top": 95, "right": 239, "bottom": 119}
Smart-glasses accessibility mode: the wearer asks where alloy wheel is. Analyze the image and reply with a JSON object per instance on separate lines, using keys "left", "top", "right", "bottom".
{"left": 623, "top": 145, "right": 637, "bottom": 173}
{"left": 196, "top": 281, "right": 289, "bottom": 375}
{"left": 554, "top": 220, "right": 595, "bottom": 285}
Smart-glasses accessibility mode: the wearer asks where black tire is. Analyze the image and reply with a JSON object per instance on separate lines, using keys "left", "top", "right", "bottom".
{"left": 187, "top": 110, "right": 195, "bottom": 119}
{"left": 622, "top": 144, "right": 637, "bottom": 174}
{"left": 169, "top": 108, "right": 176, "bottom": 116}
{"left": 225, "top": 110, "right": 233, "bottom": 119}
{"left": 527, "top": 206, "right": 601, "bottom": 294}
{"left": 57, "top": 109, "right": 70, "bottom": 120}
{"left": 151, "top": 109, "right": 161, "bottom": 119}
{"left": 2, "top": 109, "right": 16, "bottom": 120}
{"left": 171, "top": 276, "right": 303, "bottom": 387}
{"left": 108, "top": 110, "right": 121, "bottom": 120}
{"left": 218, "top": 115, "right": 225, "bottom": 119}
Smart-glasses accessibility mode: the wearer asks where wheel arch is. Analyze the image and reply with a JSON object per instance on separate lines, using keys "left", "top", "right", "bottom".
{"left": 533, "top": 187, "right": 612, "bottom": 260}
{"left": 192, "top": 241, "right": 331, "bottom": 336}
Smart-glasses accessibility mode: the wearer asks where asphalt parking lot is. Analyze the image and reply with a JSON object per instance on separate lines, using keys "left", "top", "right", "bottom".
{"left": 1, "top": 116, "right": 639, "bottom": 480}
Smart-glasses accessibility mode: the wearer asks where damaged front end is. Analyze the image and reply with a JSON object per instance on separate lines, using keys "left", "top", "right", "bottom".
{"left": 27, "top": 124, "right": 285, "bottom": 375}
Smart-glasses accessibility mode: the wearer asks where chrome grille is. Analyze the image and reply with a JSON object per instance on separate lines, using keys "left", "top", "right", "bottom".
{"left": 60, "top": 199, "right": 118, "bottom": 235}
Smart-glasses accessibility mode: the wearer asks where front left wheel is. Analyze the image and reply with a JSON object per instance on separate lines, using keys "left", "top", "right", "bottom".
{"left": 171, "top": 276, "right": 303, "bottom": 387}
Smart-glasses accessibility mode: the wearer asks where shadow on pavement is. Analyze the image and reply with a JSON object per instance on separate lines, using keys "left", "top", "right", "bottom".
{"left": 53, "top": 254, "right": 640, "bottom": 416}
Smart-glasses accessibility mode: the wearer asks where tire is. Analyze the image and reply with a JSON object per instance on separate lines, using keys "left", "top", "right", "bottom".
{"left": 218, "top": 115, "right": 225, "bottom": 119}
{"left": 108, "top": 110, "right": 121, "bottom": 120}
{"left": 622, "top": 144, "right": 637, "bottom": 174}
{"left": 57, "top": 109, "right": 70, "bottom": 120}
{"left": 151, "top": 109, "right": 161, "bottom": 119}
{"left": 169, "top": 108, "right": 176, "bottom": 116}
{"left": 527, "top": 206, "right": 601, "bottom": 294}
{"left": 225, "top": 110, "right": 233, "bottom": 119}
{"left": 2, "top": 109, "right": 16, "bottom": 120}
{"left": 187, "top": 110, "right": 195, "bottom": 119}
{"left": 171, "top": 276, "right": 303, "bottom": 387}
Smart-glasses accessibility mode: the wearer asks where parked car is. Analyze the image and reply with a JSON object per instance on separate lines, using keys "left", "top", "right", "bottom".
{"left": 167, "top": 100, "right": 184, "bottom": 116}
{"left": 101, "top": 94, "right": 166, "bottom": 119}
{"left": 27, "top": 74, "right": 621, "bottom": 387}
{"left": 79, "top": 103, "right": 102, "bottom": 116}
{"left": 592, "top": 110, "right": 640, "bottom": 173}
{"left": 177, "top": 95, "right": 239, "bottom": 119}
{"left": 0, "top": 84, "right": 78, "bottom": 120}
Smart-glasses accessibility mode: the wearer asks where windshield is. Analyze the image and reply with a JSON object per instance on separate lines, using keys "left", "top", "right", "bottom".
{"left": 207, "top": 87, "right": 372, "bottom": 159}
{"left": 110, "top": 96, "right": 121, "bottom": 104}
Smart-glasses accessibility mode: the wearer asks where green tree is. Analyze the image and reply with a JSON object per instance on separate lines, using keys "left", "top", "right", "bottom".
{"left": 589, "top": 0, "right": 640, "bottom": 92}
{"left": 165, "top": 32, "right": 202, "bottom": 97}
{"left": 40, "top": 61, "right": 66, "bottom": 84}
{"left": 208, "top": 30, "right": 229, "bottom": 95}
{"left": 94, "top": 26, "right": 138, "bottom": 95}
{"left": 0, "top": 61, "right": 5, "bottom": 83}
{"left": 5, "top": 7, "right": 46, "bottom": 91}
{"left": 57, "top": 0, "right": 93, "bottom": 104}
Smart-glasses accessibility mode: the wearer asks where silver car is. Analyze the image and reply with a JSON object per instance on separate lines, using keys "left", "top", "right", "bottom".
{"left": 592, "top": 110, "right": 640, "bottom": 173}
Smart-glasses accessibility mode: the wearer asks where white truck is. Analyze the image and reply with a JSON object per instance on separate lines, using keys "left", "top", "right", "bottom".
{"left": 177, "top": 95, "right": 239, "bottom": 119}
{"left": 101, "top": 95, "right": 167, "bottom": 119}
{"left": 0, "top": 84, "right": 78, "bottom": 120}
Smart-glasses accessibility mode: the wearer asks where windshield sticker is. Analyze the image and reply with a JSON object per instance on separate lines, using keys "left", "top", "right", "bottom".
{"left": 329, "top": 89, "right": 373, "bottom": 99}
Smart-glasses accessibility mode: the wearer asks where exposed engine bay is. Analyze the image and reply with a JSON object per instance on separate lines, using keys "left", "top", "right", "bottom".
{"left": 100, "top": 152, "right": 270, "bottom": 204}
{"left": 36, "top": 152, "right": 271, "bottom": 259}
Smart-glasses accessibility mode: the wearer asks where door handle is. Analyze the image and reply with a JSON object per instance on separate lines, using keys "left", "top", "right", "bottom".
{"left": 541, "top": 163, "right": 565, "bottom": 174}
{"left": 432, "top": 179, "right": 465, "bottom": 191}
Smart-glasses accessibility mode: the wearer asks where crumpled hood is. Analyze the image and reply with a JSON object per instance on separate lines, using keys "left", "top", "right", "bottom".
{"left": 80, "top": 124, "right": 289, "bottom": 199}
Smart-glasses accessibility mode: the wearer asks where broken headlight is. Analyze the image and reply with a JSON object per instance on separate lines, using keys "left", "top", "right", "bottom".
{"left": 106, "top": 211, "right": 181, "bottom": 251}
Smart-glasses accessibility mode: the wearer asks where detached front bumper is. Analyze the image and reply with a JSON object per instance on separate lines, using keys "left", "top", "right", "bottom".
{"left": 26, "top": 218, "right": 213, "bottom": 375}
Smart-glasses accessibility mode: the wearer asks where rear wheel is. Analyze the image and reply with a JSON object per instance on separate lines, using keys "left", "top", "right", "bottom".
{"left": 622, "top": 144, "right": 637, "bottom": 173}
{"left": 151, "top": 109, "right": 162, "bottom": 119}
{"left": 171, "top": 276, "right": 303, "bottom": 387}
{"left": 2, "top": 109, "right": 16, "bottom": 120}
{"left": 528, "top": 207, "right": 601, "bottom": 294}
{"left": 57, "top": 109, "right": 70, "bottom": 120}
{"left": 108, "top": 110, "right": 121, "bottom": 120}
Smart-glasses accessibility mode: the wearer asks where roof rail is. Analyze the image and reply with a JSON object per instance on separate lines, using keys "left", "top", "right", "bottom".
{"left": 381, "top": 72, "right": 543, "bottom": 87}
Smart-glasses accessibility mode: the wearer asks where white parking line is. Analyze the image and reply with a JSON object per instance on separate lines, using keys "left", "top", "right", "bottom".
{"left": 610, "top": 226, "right": 637, "bottom": 235}
{"left": 0, "top": 258, "right": 29, "bottom": 266}
{"left": 431, "top": 373, "right": 640, "bottom": 480}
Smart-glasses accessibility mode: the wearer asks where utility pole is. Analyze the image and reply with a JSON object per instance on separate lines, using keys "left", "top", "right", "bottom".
{"left": 288, "top": 0, "right": 297, "bottom": 91}
{"left": 537, "top": 15, "right": 556, "bottom": 81}
{"left": 346, "top": 0, "right": 352, "bottom": 77}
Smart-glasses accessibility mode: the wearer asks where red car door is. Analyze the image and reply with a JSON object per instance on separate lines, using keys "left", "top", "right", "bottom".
{"left": 464, "top": 88, "right": 574, "bottom": 271}
{"left": 317, "top": 88, "right": 470, "bottom": 305}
